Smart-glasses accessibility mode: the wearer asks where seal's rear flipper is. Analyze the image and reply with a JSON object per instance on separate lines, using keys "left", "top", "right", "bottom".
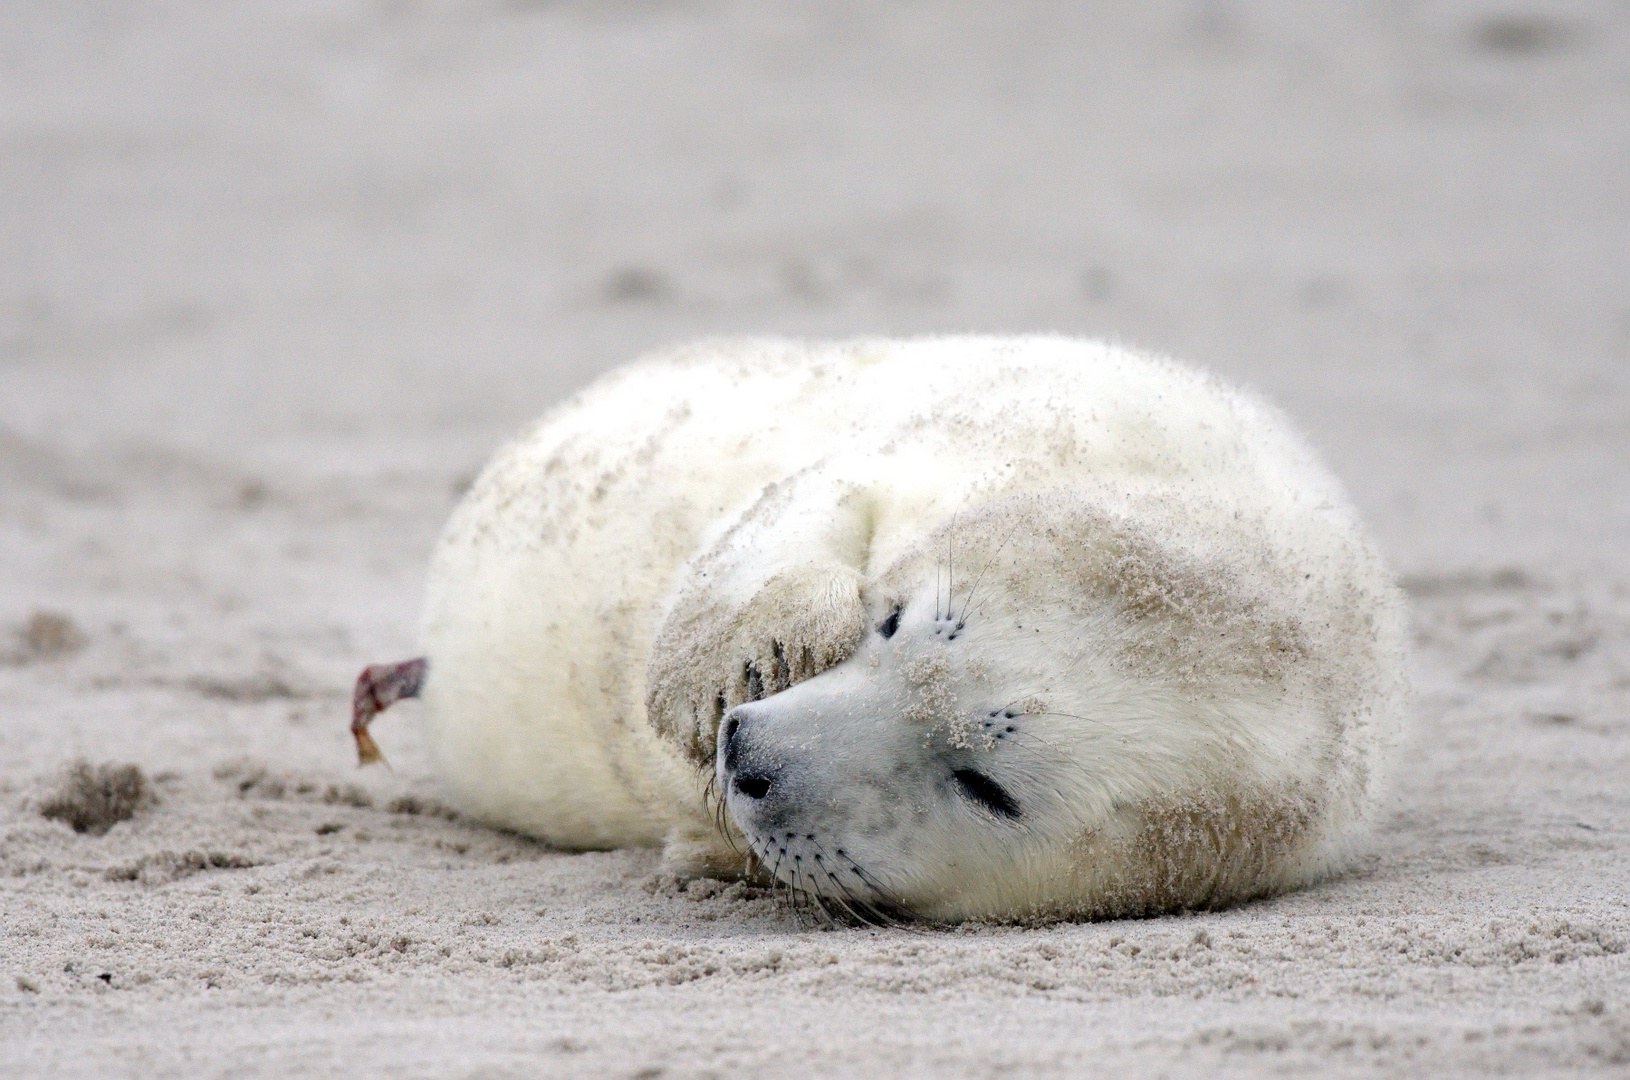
{"left": 352, "top": 657, "right": 427, "bottom": 766}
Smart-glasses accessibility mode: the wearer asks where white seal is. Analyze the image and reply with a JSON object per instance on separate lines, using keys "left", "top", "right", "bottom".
{"left": 363, "top": 336, "right": 1408, "bottom": 922}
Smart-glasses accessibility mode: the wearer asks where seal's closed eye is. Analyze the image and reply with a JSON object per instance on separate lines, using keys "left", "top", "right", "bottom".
{"left": 951, "top": 768, "right": 1020, "bottom": 819}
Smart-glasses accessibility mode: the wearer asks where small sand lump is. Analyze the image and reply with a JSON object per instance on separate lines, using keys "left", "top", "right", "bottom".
{"left": 4, "top": 609, "right": 87, "bottom": 665}
{"left": 39, "top": 761, "right": 150, "bottom": 835}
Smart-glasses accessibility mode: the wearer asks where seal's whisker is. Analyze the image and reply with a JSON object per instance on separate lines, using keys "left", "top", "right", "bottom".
{"left": 823, "top": 866, "right": 895, "bottom": 930}
{"left": 814, "top": 866, "right": 868, "bottom": 925}
{"left": 799, "top": 862, "right": 840, "bottom": 928}
{"left": 777, "top": 846, "right": 823, "bottom": 928}
{"left": 758, "top": 846, "right": 804, "bottom": 924}
{"left": 826, "top": 849, "right": 920, "bottom": 931}
{"left": 715, "top": 798, "right": 734, "bottom": 849}
{"left": 1023, "top": 711, "right": 1108, "bottom": 729}
{"left": 938, "top": 553, "right": 951, "bottom": 622}
{"left": 701, "top": 772, "right": 745, "bottom": 858}
{"left": 1002, "top": 729, "right": 1065, "bottom": 756}
{"left": 956, "top": 519, "right": 1023, "bottom": 626}
{"left": 764, "top": 837, "right": 886, "bottom": 930}
{"left": 977, "top": 713, "right": 1067, "bottom": 755}
{"left": 809, "top": 841, "right": 913, "bottom": 929}
{"left": 786, "top": 856, "right": 807, "bottom": 912}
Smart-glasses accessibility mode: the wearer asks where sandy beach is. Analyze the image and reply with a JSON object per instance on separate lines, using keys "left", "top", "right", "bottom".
{"left": 3, "top": 2, "right": 1628, "bottom": 1076}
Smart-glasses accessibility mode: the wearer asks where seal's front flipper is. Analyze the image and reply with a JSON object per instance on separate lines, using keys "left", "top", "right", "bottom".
{"left": 647, "top": 466, "right": 878, "bottom": 766}
{"left": 352, "top": 657, "right": 427, "bottom": 766}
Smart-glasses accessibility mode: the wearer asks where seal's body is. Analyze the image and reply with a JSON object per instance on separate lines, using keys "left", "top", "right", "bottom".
{"left": 385, "top": 336, "right": 1406, "bottom": 922}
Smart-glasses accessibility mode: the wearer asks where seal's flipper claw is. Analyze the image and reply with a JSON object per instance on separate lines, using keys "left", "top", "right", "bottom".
{"left": 351, "top": 657, "right": 427, "bottom": 767}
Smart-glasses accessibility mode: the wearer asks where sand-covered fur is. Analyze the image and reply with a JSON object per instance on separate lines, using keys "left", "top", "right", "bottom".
{"left": 417, "top": 336, "right": 1407, "bottom": 920}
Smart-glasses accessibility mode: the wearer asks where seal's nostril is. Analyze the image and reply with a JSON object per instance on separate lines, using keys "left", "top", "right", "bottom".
{"left": 721, "top": 714, "right": 744, "bottom": 773}
{"left": 734, "top": 773, "right": 773, "bottom": 800}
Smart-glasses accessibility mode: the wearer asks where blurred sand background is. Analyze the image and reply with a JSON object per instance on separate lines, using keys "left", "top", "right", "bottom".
{"left": 2, "top": 1, "right": 1628, "bottom": 1076}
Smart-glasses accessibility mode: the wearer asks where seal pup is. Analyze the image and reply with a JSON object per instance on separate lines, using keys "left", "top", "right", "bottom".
{"left": 354, "top": 336, "right": 1408, "bottom": 923}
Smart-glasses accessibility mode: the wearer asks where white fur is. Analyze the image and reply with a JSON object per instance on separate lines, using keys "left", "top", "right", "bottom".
{"left": 417, "top": 336, "right": 1408, "bottom": 921}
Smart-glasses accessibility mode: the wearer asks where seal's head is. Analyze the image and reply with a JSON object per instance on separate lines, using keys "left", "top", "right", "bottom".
{"left": 708, "top": 497, "right": 1391, "bottom": 923}
{"left": 716, "top": 582, "right": 1056, "bottom": 924}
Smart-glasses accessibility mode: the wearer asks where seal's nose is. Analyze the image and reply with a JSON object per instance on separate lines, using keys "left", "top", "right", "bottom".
{"left": 720, "top": 706, "right": 778, "bottom": 801}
